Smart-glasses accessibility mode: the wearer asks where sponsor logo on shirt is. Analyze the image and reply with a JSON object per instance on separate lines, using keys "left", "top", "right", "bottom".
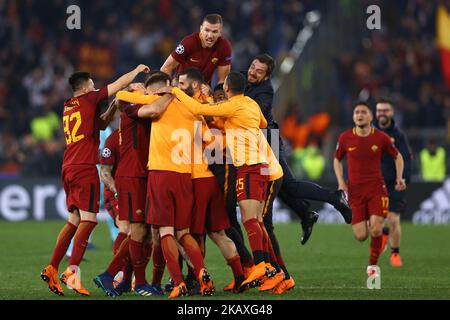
{"left": 348, "top": 147, "right": 357, "bottom": 152}
{"left": 175, "top": 44, "right": 184, "bottom": 55}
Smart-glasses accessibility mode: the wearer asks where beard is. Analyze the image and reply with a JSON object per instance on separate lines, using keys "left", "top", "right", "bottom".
{"left": 183, "top": 85, "right": 195, "bottom": 97}
{"left": 378, "top": 116, "right": 390, "bottom": 126}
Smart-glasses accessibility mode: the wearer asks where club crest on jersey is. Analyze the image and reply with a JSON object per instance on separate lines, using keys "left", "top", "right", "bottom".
{"left": 136, "top": 209, "right": 143, "bottom": 216}
{"left": 371, "top": 145, "right": 379, "bottom": 152}
{"left": 102, "top": 148, "right": 111, "bottom": 158}
{"left": 211, "top": 57, "right": 218, "bottom": 64}
{"left": 175, "top": 44, "right": 184, "bottom": 55}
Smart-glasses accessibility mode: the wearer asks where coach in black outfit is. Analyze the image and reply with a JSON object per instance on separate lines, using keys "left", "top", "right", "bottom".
{"left": 374, "top": 99, "right": 412, "bottom": 266}
{"left": 244, "top": 54, "right": 352, "bottom": 244}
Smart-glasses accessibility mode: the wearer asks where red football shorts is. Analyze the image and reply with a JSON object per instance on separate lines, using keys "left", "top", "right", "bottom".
{"left": 235, "top": 164, "right": 270, "bottom": 202}
{"left": 348, "top": 182, "right": 389, "bottom": 225}
{"left": 116, "top": 176, "right": 148, "bottom": 223}
{"left": 147, "top": 171, "right": 193, "bottom": 230}
{"left": 190, "top": 177, "right": 230, "bottom": 234}
{"left": 62, "top": 164, "right": 100, "bottom": 213}
{"left": 104, "top": 188, "right": 118, "bottom": 222}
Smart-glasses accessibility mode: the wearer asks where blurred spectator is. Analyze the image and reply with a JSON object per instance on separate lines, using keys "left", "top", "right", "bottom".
{"left": 420, "top": 139, "right": 446, "bottom": 182}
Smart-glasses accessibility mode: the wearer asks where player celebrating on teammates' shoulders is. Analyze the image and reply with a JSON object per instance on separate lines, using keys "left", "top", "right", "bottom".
{"left": 333, "top": 102, "right": 406, "bottom": 278}
{"left": 40, "top": 64, "right": 150, "bottom": 297}
{"left": 161, "top": 14, "right": 232, "bottom": 85}
{"left": 375, "top": 99, "right": 412, "bottom": 267}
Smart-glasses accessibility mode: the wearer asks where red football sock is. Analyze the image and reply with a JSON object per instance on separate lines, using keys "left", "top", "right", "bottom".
{"left": 259, "top": 222, "right": 271, "bottom": 263}
{"left": 160, "top": 234, "right": 184, "bottom": 286}
{"left": 178, "top": 233, "right": 205, "bottom": 277}
{"left": 192, "top": 233, "right": 205, "bottom": 257}
{"left": 369, "top": 235, "right": 383, "bottom": 265}
{"left": 50, "top": 222, "right": 77, "bottom": 269}
{"left": 243, "top": 218, "right": 264, "bottom": 264}
{"left": 242, "top": 257, "right": 255, "bottom": 269}
{"left": 106, "top": 236, "right": 130, "bottom": 277}
{"left": 226, "top": 254, "right": 244, "bottom": 279}
{"left": 143, "top": 241, "right": 153, "bottom": 268}
{"left": 129, "top": 239, "right": 147, "bottom": 286}
{"left": 69, "top": 220, "right": 97, "bottom": 266}
{"left": 113, "top": 232, "right": 128, "bottom": 255}
{"left": 151, "top": 243, "right": 166, "bottom": 285}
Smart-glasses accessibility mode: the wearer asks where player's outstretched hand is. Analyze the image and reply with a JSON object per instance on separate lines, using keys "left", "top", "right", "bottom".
{"left": 338, "top": 183, "right": 348, "bottom": 194}
{"left": 155, "top": 86, "right": 173, "bottom": 95}
{"left": 136, "top": 64, "right": 150, "bottom": 73}
{"left": 395, "top": 178, "right": 406, "bottom": 191}
{"left": 128, "top": 82, "right": 146, "bottom": 93}
{"left": 201, "top": 83, "right": 212, "bottom": 97}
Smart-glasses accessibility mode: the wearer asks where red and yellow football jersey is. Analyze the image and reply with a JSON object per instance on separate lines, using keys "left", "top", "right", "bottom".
{"left": 171, "top": 32, "right": 232, "bottom": 84}
{"left": 62, "top": 87, "right": 108, "bottom": 168}
{"left": 115, "top": 103, "right": 154, "bottom": 178}
{"left": 334, "top": 127, "right": 399, "bottom": 186}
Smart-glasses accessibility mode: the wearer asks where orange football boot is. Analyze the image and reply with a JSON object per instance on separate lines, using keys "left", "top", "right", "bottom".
{"left": 259, "top": 271, "right": 285, "bottom": 292}
{"left": 240, "top": 262, "right": 276, "bottom": 289}
{"left": 223, "top": 279, "right": 234, "bottom": 291}
{"left": 390, "top": 253, "right": 403, "bottom": 267}
{"left": 271, "top": 277, "right": 295, "bottom": 294}
{"left": 59, "top": 267, "right": 90, "bottom": 296}
{"left": 40, "top": 265, "right": 64, "bottom": 296}
{"left": 198, "top": 268, "right": 215, "bottom": 296}
{"left": 168, "top": 282, "right": 187, "bottom": 299}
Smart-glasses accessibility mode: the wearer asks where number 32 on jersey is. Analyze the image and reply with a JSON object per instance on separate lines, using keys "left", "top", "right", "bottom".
{"left": 63, "top": 111, "right": 85, "bottom": 145}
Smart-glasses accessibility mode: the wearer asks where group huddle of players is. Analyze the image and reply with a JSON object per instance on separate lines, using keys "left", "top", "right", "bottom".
{"left": 40, "top": 14, "right": 308, "bottom": 299}
{"left": 39, "top": 12, "right": 409, "bottom": 299}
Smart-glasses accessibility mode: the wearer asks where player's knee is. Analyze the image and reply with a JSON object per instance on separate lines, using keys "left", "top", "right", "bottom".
{"left": 130, "top": 223, "right": 147, "bottom": 242}
{"left": 68, "top": 213, "right": 81, "bottom": 226}
{"left": 370, "top": 226, "right": 383, "bottom": 238}
{"left": 175, "top": 229, "right": 189, "bottom": 241}
{"left": 354, "top": 233, "right": 368, "bottom": 242}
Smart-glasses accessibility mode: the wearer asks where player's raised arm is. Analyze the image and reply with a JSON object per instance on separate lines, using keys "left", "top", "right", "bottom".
{"left": 217, "top": 64, "right": 231, "bottom": 84}
{"left": 160, "top": 55, "right": 180, "bottom": 77}
{"left": 137, "top": 93, "right": 174, "bottom": 119}
{"left": 394, "top": 153, "right": 406, "bottom": 191}
{"left": 98, "top": 99, "right": 118, "bottom": 130}
{"left": 107, "top": 64, "right": 150, "bottom": 97}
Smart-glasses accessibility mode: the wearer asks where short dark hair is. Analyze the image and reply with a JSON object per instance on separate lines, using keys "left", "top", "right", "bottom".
{"left": 377, "top": 98, "right": 394, "bottom": 108}
{"left": 144, "top": 71, "right": 171, "bottom": 87}
{"left": 213, "top": 83, "right": 224, "bottom": 92}
{"left": 353, "top": 101, "right": 372, "bottom": 112}
{"left": 254, "top": 53, "right": 275, "bottom": 77}
{"left": 178, "top": 67, "right": 205, "bottom": 83}
{"left": 225, "top": 72, "right": 246, "bottom": 94}
{"left": 69, "top": 72, "right": 91, "bottom": 92}
{"left": 203, "top": 14, "right": 222, "bottom": 25}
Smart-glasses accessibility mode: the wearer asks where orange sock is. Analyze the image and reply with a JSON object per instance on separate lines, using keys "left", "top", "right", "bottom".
{"left": 107, "top": 237, "right": 130, "bottom": 277}
{"left": 160, "top": 234, "right": 184, "bottom": 285}
{"left": 178, "top": 233, "right": 205, "bottom": 277}
{"left": 50, "top": 222, "right": 77, "bottom": 269}
{"left": 69, "top": 220, "right": 97, "bottom": 266}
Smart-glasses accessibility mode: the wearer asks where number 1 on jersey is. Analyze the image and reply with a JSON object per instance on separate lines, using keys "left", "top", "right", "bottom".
{"left": 63, "top": 111, "right": 85, "bottom": 145}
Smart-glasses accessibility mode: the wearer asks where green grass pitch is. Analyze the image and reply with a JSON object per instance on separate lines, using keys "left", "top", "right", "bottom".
{"left": 0, "top": 221, "right": 449, "bottom": 300}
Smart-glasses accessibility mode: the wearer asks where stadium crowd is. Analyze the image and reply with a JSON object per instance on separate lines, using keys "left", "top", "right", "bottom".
{"left": 0, "top": 0, "right": 448, "bottom": 179}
